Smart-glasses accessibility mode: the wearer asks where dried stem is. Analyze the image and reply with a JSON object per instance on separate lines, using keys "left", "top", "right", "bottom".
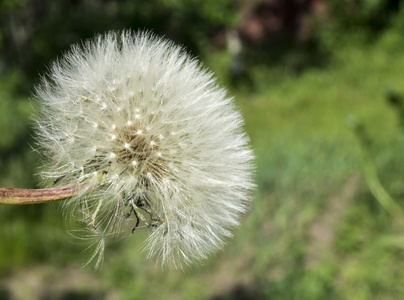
{"left": 0, "top": 186, "right": 78, "bottom": 205}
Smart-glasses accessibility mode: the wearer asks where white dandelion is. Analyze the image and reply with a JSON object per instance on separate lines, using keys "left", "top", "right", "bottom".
{"left": 34, "top": 30, "right": 255, "bottom": 268}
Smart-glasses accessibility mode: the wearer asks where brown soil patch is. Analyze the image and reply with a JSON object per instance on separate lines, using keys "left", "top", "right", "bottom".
{"left": 305, "top": 172, "right": 360, "bottom": 268}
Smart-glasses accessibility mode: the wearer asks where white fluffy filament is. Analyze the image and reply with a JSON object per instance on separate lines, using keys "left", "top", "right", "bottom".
{"left": 35, "top": 30, "right": 255, "bottom": 268}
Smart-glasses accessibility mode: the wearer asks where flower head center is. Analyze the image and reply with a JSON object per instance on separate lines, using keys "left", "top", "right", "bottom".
{"left": 114, "top": 125, "right": 167, "bottom": 180}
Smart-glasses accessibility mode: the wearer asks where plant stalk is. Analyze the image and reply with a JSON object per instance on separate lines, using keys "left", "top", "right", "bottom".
{"left": 0, "top": 186, "right": 78, "bottom": 205}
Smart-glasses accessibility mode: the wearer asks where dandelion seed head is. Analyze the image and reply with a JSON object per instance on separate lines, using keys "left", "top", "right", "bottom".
{"left": 35, "top": 30, "right": 255, "bottom": 268}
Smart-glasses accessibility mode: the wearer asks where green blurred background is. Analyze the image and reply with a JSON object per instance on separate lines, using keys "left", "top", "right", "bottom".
{"left": 1, "top": 0, "right": 404, "bottom": 299}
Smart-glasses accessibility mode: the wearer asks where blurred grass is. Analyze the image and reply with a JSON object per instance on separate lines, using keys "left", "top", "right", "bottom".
{"left": 2, "top": 15, "right": 404, "bottom": 300}
{"left": 237, "top": 28, "right": 404, "bottom": 299}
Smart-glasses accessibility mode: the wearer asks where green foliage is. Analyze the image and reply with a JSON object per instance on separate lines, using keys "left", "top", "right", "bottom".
{"left": 0, "top": 69, "right": 36, "bottom": 188}
{"left": 329, "top": 0, "right": 399, "bottom": 30}
{"left": 0, "top": 0, "right": 238, "bottom": 86}
{"left": 318, "top": 0, "right": 403, "bottom": 49}
{"left": 0, "top": 0, "right": 28, "bottom": 13}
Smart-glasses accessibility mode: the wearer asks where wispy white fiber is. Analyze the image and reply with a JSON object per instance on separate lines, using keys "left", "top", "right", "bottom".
{"left": 34, "top": 30, "right": 255, "bottom": 268}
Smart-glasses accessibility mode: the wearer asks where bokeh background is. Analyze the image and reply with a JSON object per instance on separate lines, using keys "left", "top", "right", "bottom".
{"left": 1, "top": 0, "right": 404, "bottom": 299}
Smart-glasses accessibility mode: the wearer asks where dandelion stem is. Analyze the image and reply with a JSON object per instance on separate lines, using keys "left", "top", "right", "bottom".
{"left": 0, "top": 186, "right": 78, "bottom": 205}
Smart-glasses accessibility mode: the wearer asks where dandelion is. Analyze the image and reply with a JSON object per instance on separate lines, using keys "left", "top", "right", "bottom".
{"left": 2, "top": 30, "right": 255, "bottom": 268}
